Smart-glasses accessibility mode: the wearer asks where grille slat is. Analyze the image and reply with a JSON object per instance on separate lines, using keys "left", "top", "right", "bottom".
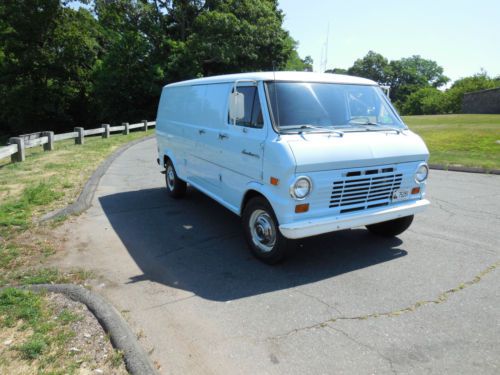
{"left": 329, "top": 169, "right": 403, "bottom": 210}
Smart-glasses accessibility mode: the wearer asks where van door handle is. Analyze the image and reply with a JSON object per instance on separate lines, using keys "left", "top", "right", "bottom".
{"left": 198, "top": 129, "right": 206, "bottom": 135}
{"left": 218, "top": 133, "right": 229, "bottom": 140}
{"left": 241, "top": 149, "right": 260, "bottom": 159}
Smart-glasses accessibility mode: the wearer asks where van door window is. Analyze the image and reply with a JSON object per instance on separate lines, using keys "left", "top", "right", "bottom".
{"left": 229, "top": 87, "right": 264, "bottom": 128}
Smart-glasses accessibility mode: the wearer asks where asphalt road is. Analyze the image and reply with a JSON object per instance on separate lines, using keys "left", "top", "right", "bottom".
{"left": 55, "top": 138, "right": 500, "bottom": 375}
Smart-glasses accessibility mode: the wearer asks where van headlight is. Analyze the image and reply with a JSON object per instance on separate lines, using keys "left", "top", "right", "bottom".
{"left": 290, "top": 176, "right": 312, "bottom": 200}
{"left": 415, "top": 163, "right": 429, "bottom": 183}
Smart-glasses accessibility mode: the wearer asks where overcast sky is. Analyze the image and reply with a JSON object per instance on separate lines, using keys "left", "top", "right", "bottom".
{"left": 278, "top": 0, "right": 500, "bottom": 82}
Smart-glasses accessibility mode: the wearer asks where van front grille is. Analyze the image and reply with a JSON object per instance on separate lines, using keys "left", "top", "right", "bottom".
{"left": 329, "top": 170, "right": 402, "bottom": 213}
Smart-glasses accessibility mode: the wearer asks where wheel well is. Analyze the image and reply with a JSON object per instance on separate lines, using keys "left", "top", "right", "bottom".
{"left": 163, "top": 155, "right": 170, "bottom": 167}
{"left": 241, "top": 190, "right": 267, "bottom": 214}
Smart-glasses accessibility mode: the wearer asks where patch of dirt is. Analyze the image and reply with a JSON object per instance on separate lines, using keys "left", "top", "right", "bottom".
{"left": 47, "top": 292, "right": 128, "bottom": 374}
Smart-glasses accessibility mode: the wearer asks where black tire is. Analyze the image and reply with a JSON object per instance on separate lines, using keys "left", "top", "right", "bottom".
{"left": 242, "top": 197, "right": 290, "bottom": 264}
{"left": 165, "top": 159, "right": 186, "bottom": 198}
{"left": 366, "top": 215, "right": 414, "bottom": 237}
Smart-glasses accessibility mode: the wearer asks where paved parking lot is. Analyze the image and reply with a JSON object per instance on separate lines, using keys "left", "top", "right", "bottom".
{"left": 55, "top": 138, "right": 500, "bottom": 374}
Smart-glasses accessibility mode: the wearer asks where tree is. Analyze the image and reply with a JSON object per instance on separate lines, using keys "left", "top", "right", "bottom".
{"left": 285, "top": 50, "right": 313, "bottom": 71}
{"left": 0, "top": 0, "right": 102, "bottom": 135}
{"left": 343, "top": 51, "right": 449, "bottom": 109}
{"left": 171, "top": 0, "right": 294, "bottom": 77}
{"left": 347, "top": 51, "right": 390, "bottom": 84}
{"left": 387, "top": 55, "right": 449, "bottom": 108}
{"left": 92, "top": 0, "right": 168, "bottom": 123}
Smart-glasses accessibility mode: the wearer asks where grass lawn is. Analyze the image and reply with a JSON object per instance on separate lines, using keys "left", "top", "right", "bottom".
{"left": 0, "top": 129, "right": 153, "bottom": 372}
{"left": 402, "top": 114, "right": 500, "bottom": 170}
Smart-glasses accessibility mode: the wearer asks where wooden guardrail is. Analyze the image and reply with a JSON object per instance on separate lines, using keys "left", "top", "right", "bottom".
{"left": 1, "top": 120, "right": 156, "bottom": 163}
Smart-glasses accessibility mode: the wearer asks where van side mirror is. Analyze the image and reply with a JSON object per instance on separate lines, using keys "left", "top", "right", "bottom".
{"left": 229, "top": 91, "right": 245, "bottom": 123}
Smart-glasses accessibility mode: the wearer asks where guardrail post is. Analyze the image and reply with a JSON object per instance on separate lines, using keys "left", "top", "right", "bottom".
{"left": 42, "top": 131, "right": 54, "bottom": 151}
{"left": 102, "top": 124, "right": 110, "bottom": 139}
{"left": 75, "top": 127, "right": 84, "bottom": 145}
{"left": 142, "top": 120, "right": 148, "bottom": 131}
{"left": 123, "top": 122, "right": 129, "bottom": 135}
{"left": 9, "top": 137, "right": 25, "bottom": 162}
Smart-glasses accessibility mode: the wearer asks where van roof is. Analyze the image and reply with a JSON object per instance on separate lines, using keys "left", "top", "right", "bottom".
{"left": 165, "top": 71, "right": 377, "bottom": 88}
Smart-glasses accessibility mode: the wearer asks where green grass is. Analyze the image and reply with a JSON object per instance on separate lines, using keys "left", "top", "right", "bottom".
{"left": 0, "top": 288, "right": 82, "bottom": 370}
{"left": 0, "top": 131, "right": 141, "bottom": 373}
{"left": 402, "top": 114, "right": 500, "bottom": 170}
{"left": 0, "top": 130, "right": 152, "bottom": 286}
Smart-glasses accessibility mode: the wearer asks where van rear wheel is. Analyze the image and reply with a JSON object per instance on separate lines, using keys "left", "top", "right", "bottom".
{"left": 366, "top": 215, "right": 414, "bottom": 237}
{"left": 165, "top": 160, "right": 186, "bottom": 198}
{"left": 242, "top": 197, "right": 289, "bottom": 264}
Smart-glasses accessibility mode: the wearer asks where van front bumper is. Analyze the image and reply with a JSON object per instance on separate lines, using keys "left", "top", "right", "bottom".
{"left": 279, "top": 199, "right": 430, "bottom": 239}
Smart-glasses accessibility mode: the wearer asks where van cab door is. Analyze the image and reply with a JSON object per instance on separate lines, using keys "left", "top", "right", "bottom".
{"left": 219, "top": 83, "right": 266, "bottom": 208}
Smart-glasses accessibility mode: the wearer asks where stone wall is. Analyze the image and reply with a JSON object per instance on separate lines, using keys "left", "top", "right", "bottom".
{"left": 462, "top": 87, "right": 500, "bottom": 114}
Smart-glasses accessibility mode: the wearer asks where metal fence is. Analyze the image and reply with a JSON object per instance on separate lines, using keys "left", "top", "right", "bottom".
{"left": 1, "top": 121, "right": 156, "bottom": 163}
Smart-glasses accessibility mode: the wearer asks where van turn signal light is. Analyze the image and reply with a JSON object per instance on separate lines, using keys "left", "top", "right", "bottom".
{"left": 295, "top": 203, "right": 309, "bottom": 213}
{"left": 270, "top": 177, "right": 279, "bottom": 186}
{"left": 411, "top": 187, "right": 420, "bottom": 195}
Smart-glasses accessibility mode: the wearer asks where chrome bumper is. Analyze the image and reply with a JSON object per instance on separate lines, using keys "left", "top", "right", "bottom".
{"left": 279, "top": 199, "right": 430, "bottom": 239}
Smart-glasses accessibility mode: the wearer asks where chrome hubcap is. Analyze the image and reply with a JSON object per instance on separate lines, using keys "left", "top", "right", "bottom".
{"left": 249, "top": 209, "right": 276, "bottom": 253}
{"left": 167, "top": 166, "right": 175, "bottom": 190}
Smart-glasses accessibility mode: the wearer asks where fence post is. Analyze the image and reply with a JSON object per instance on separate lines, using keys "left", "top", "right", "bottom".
{"left": 102, "top": 124, "right": 110, "bottom": 139}
{"left": 9, "top": 137, "right": 26, "bottom": 163}
{"left": 75, "top": 127, "right": 84, "bottom": 145}
{"left": 42, "top": 131, "right": 54, "bottom": 151}
{"left": 123, "top": 122, "right": 129, "bottom": 135}
{"left": 142, "top": 120, "right": 148, "bottom": 132}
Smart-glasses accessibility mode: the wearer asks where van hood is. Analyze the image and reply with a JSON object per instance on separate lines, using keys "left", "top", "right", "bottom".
{"left": 284, "top": 130, "right": 429, "bottom": 173}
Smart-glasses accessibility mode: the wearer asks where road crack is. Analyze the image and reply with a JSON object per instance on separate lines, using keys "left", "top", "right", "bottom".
{"left": 267, "top": 260, "right": 500, "bottom": 341}
{"left": 295, "top": 290, "right": 343, "bottom": 315}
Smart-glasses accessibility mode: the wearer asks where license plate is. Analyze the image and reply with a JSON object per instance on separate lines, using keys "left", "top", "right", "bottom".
{"left": 392, "top": 189, "right": 410, "bottom": 202}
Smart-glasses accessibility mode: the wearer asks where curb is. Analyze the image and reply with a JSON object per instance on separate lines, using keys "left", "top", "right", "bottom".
{"left": 429, "top": 164, "right": 500, "bottom": 175}
{"left": 1, "top": 284, "right": 159, "bottom": 375}
{"left": 40, "top": 135, "right": 155, "bottom": 222}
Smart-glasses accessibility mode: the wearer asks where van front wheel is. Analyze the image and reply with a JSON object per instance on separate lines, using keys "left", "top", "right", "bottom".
{"left": 366, "top": 215, "right": 414, "bottom": 237}
{"left": 242, "top": 197, "right": 289, "bottom": 264}
{"left": 165, "top": 160, "right": 186, "bottom": 198}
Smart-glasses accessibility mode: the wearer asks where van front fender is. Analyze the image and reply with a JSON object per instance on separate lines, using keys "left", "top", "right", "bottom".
{"left": 241, "top": 182, "right": 291, "bottom": 223}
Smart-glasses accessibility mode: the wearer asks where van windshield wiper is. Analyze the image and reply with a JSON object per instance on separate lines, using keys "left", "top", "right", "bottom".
{"left": 280, "top": 124, "right": 344, "bottom": 137}
{"left": 348, "top": 121, "right": 403, "bottom": 134}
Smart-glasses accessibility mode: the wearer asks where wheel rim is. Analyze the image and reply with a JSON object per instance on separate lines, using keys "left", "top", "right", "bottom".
{"left": 167, "top": 165, "right": 175, "bottom": 190}
{"left": 249, "top": 209, "right": 276, "bottom": 253}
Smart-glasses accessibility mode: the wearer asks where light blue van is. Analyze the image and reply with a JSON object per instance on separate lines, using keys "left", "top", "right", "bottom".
{"left": 156, "top": 72, "right": 430, "bottom": 263}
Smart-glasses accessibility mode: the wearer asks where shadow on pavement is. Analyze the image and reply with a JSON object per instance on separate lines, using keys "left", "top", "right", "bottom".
{"left": 99, "top": 187, "right": 407, "bottom": 301}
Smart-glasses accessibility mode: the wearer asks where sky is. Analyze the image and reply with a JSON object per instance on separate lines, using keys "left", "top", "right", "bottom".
{"left": 278, "top": 0, "right": 500, "bottom": 82}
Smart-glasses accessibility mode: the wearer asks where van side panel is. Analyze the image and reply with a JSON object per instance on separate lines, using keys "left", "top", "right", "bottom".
{"left": 189, "top": 84, "right": 231, "bottom": 191}
{"left": 156, "top": 86, "right": 191, "bottom": 179}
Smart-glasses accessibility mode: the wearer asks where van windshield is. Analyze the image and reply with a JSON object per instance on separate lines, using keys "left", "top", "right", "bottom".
{"left": 265, "top": 82, "right": 406, "bottom": 132}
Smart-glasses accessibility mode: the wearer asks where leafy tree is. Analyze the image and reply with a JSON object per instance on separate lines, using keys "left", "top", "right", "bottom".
{"left": 344, "top": 51, "right": 449, "bottom": 109}
{"left": 92, "top": 0, "right": 168, "bottom": 123}
{"left": 285, "top": 50, "right": 313, "bottom": 71}
{"left": 388, "top": 55, "right": 449, "bottom": 108}
{"left": 172, "top": 0, "right": 294, "bottom": 77}
{"left": 347, "top": 51, "right": 390, "bottom": 84}
{"left": 0, "top": 1, "right": 101, "bottom": 135}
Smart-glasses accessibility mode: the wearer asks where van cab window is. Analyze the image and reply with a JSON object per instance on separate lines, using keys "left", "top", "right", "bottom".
{"left": 266, "top": 82, "right": 405, "bottom": 131}
{"left": 229, "top": 86, "right": 264, "bottom": 128}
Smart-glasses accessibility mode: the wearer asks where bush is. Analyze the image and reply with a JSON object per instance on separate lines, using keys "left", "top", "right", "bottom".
{"left": 401, "top": 87, "right": 449, "bottom": 115}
